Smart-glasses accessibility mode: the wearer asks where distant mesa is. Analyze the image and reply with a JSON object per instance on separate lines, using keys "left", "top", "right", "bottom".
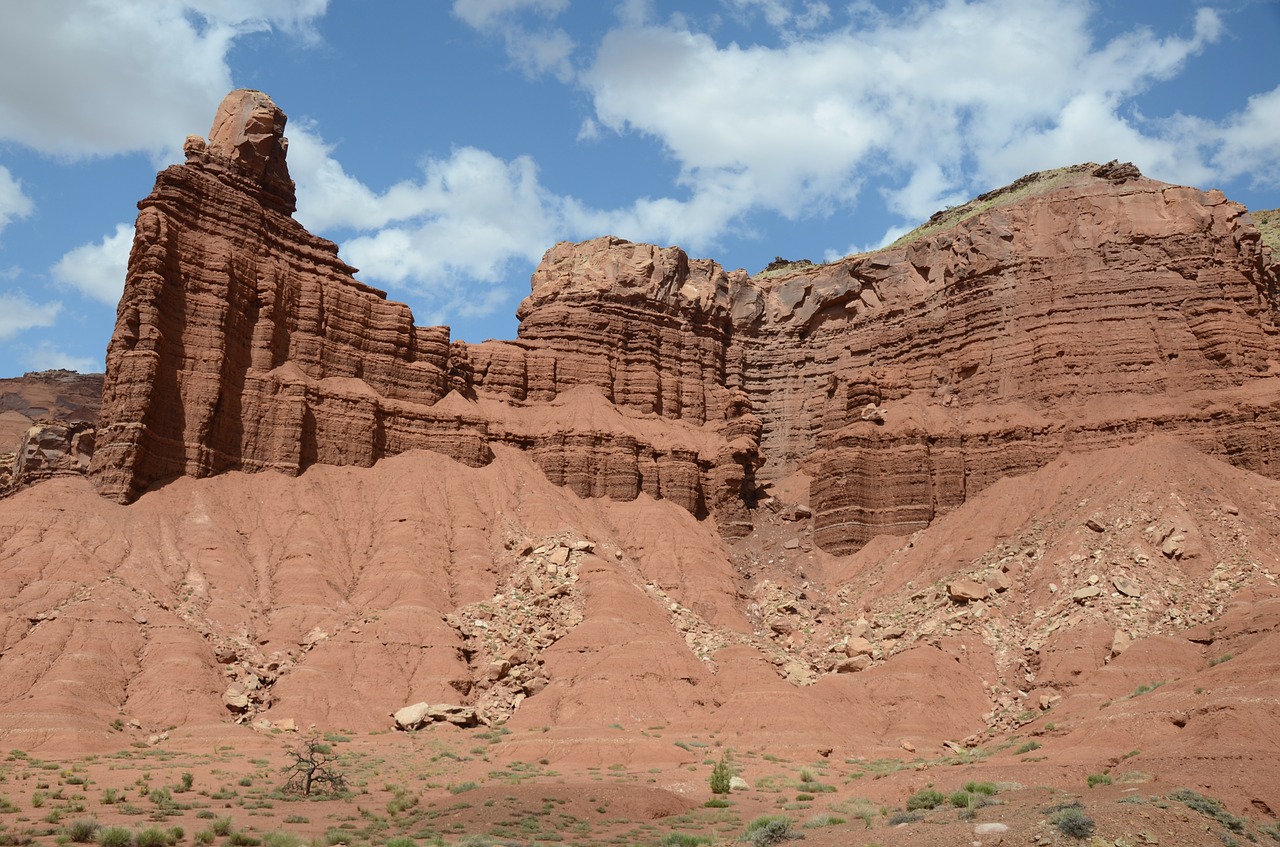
{"left": 63, "top": 88, "right": 1280, "bottom": 551}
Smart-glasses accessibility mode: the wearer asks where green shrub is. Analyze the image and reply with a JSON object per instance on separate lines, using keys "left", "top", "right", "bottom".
{"left": 905, "top": 789, "right": 944, "bottom": 811}
{"left": 1052, "top": 808, "right": 1095, "bottom": 839}
{"left": 228, "top": 833, "right": 261, "bottom": 847}
{"left": 704, "top": 798, "right": 731, "bottom": 808}
{"left": 67, "top": 820, "right": 100, "bottom": 843}
{"left": 210, "top": 818, "right": 234, "bottom": 837}
{"left": 1087, "top": 773, "right": 1112, "bottom": 788}
{"left": 262, "top": 833, "right": 304, "bottom": 847}
{"left": 385, "top": 839, "right": 416, "bottom": 847}
{"left": 193, "top": 832, "right": 213, "bottom": 846}
{"left": 97, "top": 827, "right": 133, "bottom": 847}
{"left": 948, "top": 790, "right": 972, "bottom": 808}
{"left": 1015, "top": 741, "right": 1040, "bottom": 755}
{"left": 741, "top": 815, "right": 796, "bottom": 847}
{"left": 447, "top": 782, "right": 478, "bottom": 795}
{"left": 133, "top": 828, "right": 171, "bottom": 847}
{"left": 886, "top": 811, "right": 921, "bottom": 825}
{"left": 801, "top": 814, "right": 844, "bottom": 829}
{"left": 964, "top": 781, "right": 997, "bottom": 795}
{"left": 1168, "top": 790, "right": 1245, "bottom": 832}
{"left": 710, "top": 753, "right": 732, "bottom": 795}
{"left": 661, "top": 834, "right": 711, "bottom": 847}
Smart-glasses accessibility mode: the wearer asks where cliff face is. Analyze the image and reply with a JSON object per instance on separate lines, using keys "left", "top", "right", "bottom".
{"left": 89, "top": 91, "right": 760, "bottom": 535}
{"left": 730, "top": 164, "right": 1280, "bottom": 551}
{"left": 89, "top": 90, "right": 1280, "bottom": 553}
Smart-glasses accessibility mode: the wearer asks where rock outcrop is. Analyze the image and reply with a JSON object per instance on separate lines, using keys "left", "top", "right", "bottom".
{"left": 730, "top": 163, "right": 1280, "bottom": 551}
{"left": 89, "top": 91, "right": 761, "bottom": 534}
{"left": 1, "top": 370, "right": 102, "bottom": 493}
{"left": 89, "top": 90, "right": 1279, "bottom": 555}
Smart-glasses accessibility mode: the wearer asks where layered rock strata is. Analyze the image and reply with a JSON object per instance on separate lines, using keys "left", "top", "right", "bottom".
{"left": 87, "top": 90, "right": 1280, "bottom": 553}
{"left": 89, "top": 91, "right": 760, "bottom": 534}
{"left": 728, "top": 163, "right": 1280, "bottom": 551}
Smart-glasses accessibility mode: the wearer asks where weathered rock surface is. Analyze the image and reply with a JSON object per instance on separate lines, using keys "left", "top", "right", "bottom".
{"left": 729, "top": 163, "right": 1280, "bottom": 552}
{"left": 89, "top": 90, "right": 760, "bottom": 535}
{"left": 88, "top": 100, "right": 1280, "bottom": 557}
{"left": 0, "top": 370, "right": 102, "bottom": 493}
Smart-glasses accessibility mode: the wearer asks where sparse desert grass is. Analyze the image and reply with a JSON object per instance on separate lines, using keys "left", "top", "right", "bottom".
{"left": 1052, "top": 807, "right": 1095, "bottom": 839}
{"left": 1168, "top": 789, "right": 1246, "bottom": 833}
{"left": 904, "top": 789, "right": 944, "bottom": 811}
{"left": 741, "top": 815, "right": 795, "bottom": 847}
{"left": 1087, "top": 773, "right": 1112, "bottom": 788}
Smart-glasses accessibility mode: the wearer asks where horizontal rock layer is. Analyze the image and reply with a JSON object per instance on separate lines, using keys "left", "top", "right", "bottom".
{"left": 89, "top": 91, "right": 760, "bottom": 535}
{"left": 729, "top": 165, "right": 1280, "bottom": 551}
{"left": 87, "top": 91, "right": 1280, "bottom": 553}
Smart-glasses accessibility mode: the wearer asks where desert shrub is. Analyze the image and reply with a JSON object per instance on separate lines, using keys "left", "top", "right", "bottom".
{"left": 262, "top": 833, "right": 304, "bottom": 847}
{"left": 704, "top": 798, "right": 731, "bottom": 808}
{"left": 964, "top": 781, "right": 997, "bottom": 795}
{"left": 211, "top": 818, "right": 234, "bottom": 837}
{"left": 97, "top": 827, "right": 133, "bottom": 847}
{"left": 905, "top": 789, "right": 944, "bottom": 811}
{"left": 741, "top": 815, "right": 797, "bottom": 847}
{"left": 1087, "top": 773, "right": 1111, "bottom": 787}
{"left": 1168, "top": 790, "right": 1245, "bottom": 832}
{"left": 661, "top": 834, "right": 711, "bottom": 847}
{"left": 948, "top": 790, "right": 973, "bottom": 808}
{"left": 385, "top": 839, "right": 417, "bottom": 847}
{"left": 710, "top": 752, "right": 732, "bottom": 795}
{"left": 886, "top": 811, "right": 922, "bottom": 825}
{"left": 794, "top": 793, "right": 814, "bottom": 802}
{"left": 801, "top": 814, "right": 844, "bottom": 829}
{"left": 227, "top": 833, "right": 261, "bottom": 847}
{"left": 133, "top": 828, "right": 172, "bottom": 847}
{"left": 193, "top": 832, "right": 213, "bottom": 846}
{"left": 1053, "top": 808, "right": 1095, "bottom": 839}
{"left": 67, "top": 820, "right": 100, "bottom": 843}
{"left": 448, "top": 782, "right": 478, "bottom": 795}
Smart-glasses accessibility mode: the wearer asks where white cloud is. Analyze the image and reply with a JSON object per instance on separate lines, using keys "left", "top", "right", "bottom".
{"left": 1210, "top": 85, "right": 1280, "bottom": 188}
{"left": 0, "top": 1, "right": 327, "bottom": 159}
{"left": 451, "top": 0, "right": 568, "bottom": 30}
{"left": 577, "top": 0, "right": 1232, "bottom": 252}
{"left": 51, "top": 223, "right": 134, "bottom": 305}
{"left": 21, "top": 341, "right": 102, "bottom": 374}
{"left": 0, "top": 166, "right": 34, "bottom": 236}
{"left": 335, "top": 147, "right": 562, "bottom": 318}
{"left": 727, "top": 0, "right": 831, "bottom": 31}
{"left": 0, "top": 291, "right": 60, "bottom": 342}
{"left": 451, "top": 0, "right": 574, "bottom": 80}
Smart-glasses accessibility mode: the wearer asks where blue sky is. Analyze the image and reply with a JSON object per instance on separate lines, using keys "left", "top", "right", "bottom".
{"left": 1, "top": 0, "right": 1278, "bottom": 377}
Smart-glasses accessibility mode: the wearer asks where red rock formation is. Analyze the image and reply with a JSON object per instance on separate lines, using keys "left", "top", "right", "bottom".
{"left": 0, "top": 370, "right": 102, "bottom": 494}
{"left": 729, "top": 163, "right": 1280, "bottom": 552}
{"left": 87, "top": 89, "right": 1278, "bottom": 553}
{"left": 90, "top": 91, "right": 760, "bottom": 534}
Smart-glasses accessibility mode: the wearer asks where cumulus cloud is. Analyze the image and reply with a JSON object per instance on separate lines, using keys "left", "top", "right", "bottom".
{"left": 21, "top": 341, "right": 102, "bottom": 374}
{"left": 577, "top": 0, "right": 1232, "bottom": 253}
{"left": 0, "top": 0, "right": 327, "bottom": 159}
{"left": 0, "top": 166, "right": 34, "bottom": 236}
{"left": 727, "top": 0, "right": 832, "bottom": 31}
{"left": 334, "top": 147, "right": 562, "bottom": 319}
{"left": 0, "top": 291, "right": 60, "bottom": 342}
{"left": 451, "top": 0, "right": 575, "bottom": 80}
{"left": 51, "top": 223, "right": 134, "bottom": 305}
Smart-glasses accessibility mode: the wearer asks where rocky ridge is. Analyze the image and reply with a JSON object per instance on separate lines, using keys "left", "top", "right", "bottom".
{"left": 88, "top": 91, "right": 1280, "bottom": 560}
{"left": 0, "top": 370, "right": 102, "bottom": 493}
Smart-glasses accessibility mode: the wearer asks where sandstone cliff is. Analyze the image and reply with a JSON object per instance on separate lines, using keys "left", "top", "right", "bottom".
{"left": 0, "top": 369, "right": 102, "bottom": 493}
{"left": 89, "top": 91, "right": 760, "bottom": 535}
{"left": 89, "top": 91, "right": 1279, "bottom": 557}
{"left": 730, "top": 163, "right": 1280, "bottom": 551}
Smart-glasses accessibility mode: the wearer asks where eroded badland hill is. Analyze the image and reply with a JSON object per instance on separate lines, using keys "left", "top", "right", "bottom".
{"left": 1, "top": 89, "right": 1279, "bottom": 847}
